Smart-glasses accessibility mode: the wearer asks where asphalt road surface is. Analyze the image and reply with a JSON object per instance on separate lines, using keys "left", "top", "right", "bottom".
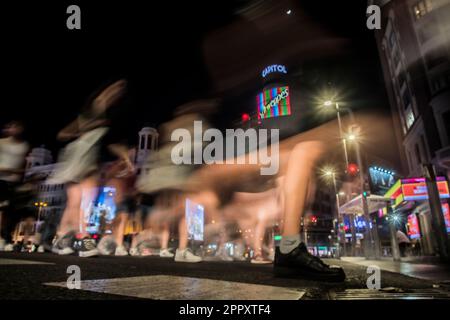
{"left": 0, "top": 252, "right": 449, "bottom": 300}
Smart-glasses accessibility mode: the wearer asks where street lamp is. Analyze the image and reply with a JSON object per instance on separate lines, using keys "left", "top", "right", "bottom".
{"left": 347, "top": 133, "right": 357, "bottom": 141}
{"left": 34, "top": 201, "right": 48, "bottom": 223}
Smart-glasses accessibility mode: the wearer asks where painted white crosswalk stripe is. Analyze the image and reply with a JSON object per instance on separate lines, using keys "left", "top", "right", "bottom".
{"left": 45, "top": 275, "right": 305, "bottom": 300}
{"left": 0, "top": 258, "right": 54, "bottom": 265}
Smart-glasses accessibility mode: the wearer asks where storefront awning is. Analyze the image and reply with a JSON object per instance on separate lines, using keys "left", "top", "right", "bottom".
{"left": 338, "top": 194, "right": 390, "bottom": 215}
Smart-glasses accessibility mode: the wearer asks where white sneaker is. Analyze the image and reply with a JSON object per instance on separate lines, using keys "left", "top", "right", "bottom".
{"left": 4, "top": 244, "right": 14, "bottom": 252}
{"left": 97, "top": 236, "right": 116, "bottom": 256}
{"left": 129, "top": 247, "right": 140, "bottom": 256}
{"left": 114, "top": 245, "right": 129, "bottom": 256}
{"left": 174, "top": 248, "right": 202, "bottom": 263}
{"left": 159, "top": 248, "right": 174, "bottom": 258}
{"left": 37, "top": 245, "right": 45, "bottom": 253}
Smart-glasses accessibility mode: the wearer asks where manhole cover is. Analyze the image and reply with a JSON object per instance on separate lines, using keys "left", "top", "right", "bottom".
{"left": 330, "top": 289, "right": 450, "bottom": 300}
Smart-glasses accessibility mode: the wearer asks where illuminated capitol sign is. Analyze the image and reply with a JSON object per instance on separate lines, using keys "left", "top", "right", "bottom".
{"left": 261, "top": 64, "right": 287, "bottom": 78}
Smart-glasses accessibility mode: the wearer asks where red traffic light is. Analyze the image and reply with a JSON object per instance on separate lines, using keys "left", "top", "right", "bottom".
{"left": 242, "top": 113, "right": 250, "bottom": 122}
{"left": 347, "top": 163, "right": 359, "bottom": 176}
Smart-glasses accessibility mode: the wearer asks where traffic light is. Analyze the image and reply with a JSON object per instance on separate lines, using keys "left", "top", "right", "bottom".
{"left": 347, "top": 163, "right": 359, "bottom": 176}
{"left": 241, "top": 113, "right": 250, "bottom": 123}
{"left": 362, "top": 191, "right": 369, "bottom": 198}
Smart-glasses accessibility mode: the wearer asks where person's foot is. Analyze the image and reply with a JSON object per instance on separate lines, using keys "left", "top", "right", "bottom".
{"left": 129, "top": 247, "right": 140, "bottom": 256}
{"left": 97, "top": 235, "right": 116, "bottom": 255}
{"left": 52, "top": 232, "right": 76, "bottom": 255}
{"left": 4, "top": 244, "right": 14, "bottom": 252}
{"left": 114, "top": 245, "right": 129, "bottom": 256}
{"left": 174, "top": 248, "right": 202, "bottom": 263}
{"left": 251, "top": 255, "right": 272, "bottom": 264}
{"left": 77, "top": 237, "right": 99, "bottom": 258}
{"left": 274, "top": 243, "right": 345, "bottom": 282}
{"left": 159, "top": 248, "right": 174, "bottom": 258}
{"left": 37, "top": 245, "right": 45, "bottom": 253}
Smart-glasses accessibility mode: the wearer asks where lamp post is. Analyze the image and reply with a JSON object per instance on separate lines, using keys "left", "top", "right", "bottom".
{"left": 323, "top": 168, "right": 344, "bottom": 258}
{"left": 323, "top": 101, "right": 360, "bottom": 257}
{"left": 34, "top": 201, "right": 48, "bottom": 223}
{"left": 324, "top": 101, "right": 349, "bottom": 168}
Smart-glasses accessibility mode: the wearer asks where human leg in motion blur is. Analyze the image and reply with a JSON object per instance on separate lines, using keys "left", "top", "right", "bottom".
{"left": 50, "top": 80, "right": 127, "bottom": 257}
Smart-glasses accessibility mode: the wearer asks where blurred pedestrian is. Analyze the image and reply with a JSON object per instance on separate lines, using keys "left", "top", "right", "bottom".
{"left": 0, "top": 120, "right": 29, "bottom": 250}
{"left": 48, "top": 79, "right": 127, "bottom": 257}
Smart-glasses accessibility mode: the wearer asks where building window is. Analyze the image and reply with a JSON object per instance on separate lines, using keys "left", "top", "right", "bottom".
{"left": 393, "top": 49, "right": 401, "bottom": 67}
{"left": 407, "top": 150, "right": 414, "bottom": 172}
{"left": 397, "top": 71, "right": 407, "bottom": 89}
{"left": 443, "top": 111, "right": 450, "bottom": 144}
{"left": 415, "top": 143, "right": 422, "bottom": 164}
{"left": 388, "top": 29, "right": 397, "bottom": 50}
{"left": 402, "top": 90, "right": 412, "bottom": 109}
{"left": 413, "top": 0, "right": 433, "bottom": 20}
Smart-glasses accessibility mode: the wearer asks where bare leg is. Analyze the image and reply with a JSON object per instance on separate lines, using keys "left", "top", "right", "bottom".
{"left": 113, "top": 212, "right": 128, "bottom": 246}
{"left": 160, "top": 223, "right": 170, "bottom": 250}
{"left": 178, "top": 217, "right": 188, "bottom": 250}
{"left": 109, "top": 178, "right": 128, "bottom": 246}
{"left": 78, "top": 176, "right": 99, "bottom": 237}
{"left": 282, "top": 141, "right": 324, "bottom": 237}
{"left": 253, "top": 219, "right": 267, "bottom": 257}
{"left": 57, "top": 183, "right": 82, "bottom": 237}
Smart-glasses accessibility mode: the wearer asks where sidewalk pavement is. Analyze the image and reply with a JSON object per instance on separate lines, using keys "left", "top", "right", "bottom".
{"left": 341, "top": 256, "right": 450, "bottom": 283}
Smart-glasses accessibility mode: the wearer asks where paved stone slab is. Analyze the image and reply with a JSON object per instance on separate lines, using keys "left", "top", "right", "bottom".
{"left": 45, "top": 275, "right": 305, "bottom": 300}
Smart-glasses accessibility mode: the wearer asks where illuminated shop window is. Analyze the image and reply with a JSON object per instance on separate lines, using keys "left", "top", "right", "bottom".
{"left": 389, "top": 30, "right": 396, "bottom": 49}
{"left": 413, "top": 0, "right": 432, "bottom": 20}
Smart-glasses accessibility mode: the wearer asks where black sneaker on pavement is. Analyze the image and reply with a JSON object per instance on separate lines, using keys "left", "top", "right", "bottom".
{"left": 274, "top": 243, "right": 346, "bottom": 282}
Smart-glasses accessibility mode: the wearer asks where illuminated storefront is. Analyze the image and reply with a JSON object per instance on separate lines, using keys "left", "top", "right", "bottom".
{"left": 384, "top": 177, "right": 450, "bottom": 255}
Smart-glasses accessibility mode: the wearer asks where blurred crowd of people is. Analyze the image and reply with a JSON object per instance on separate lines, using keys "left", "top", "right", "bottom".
{"left": 0, "top": 80, "right": 279, "bottom": 264}
{"left": 0, "top": 79, "right": 346, "bottom": 281}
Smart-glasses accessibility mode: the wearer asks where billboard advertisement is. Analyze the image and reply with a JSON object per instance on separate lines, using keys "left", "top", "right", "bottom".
{"left": 368, "top": 166, "right": 396, "bottom": 195}
{"left": 85, "top": 186, "right": 117, "bottom": 234}
{"left": 185, "top": 198, "right": 204, "bottom": 241}
{"left": 443, "top": 203, "right": 450, "bottom": 233}
{"left": 257, "top": 86, "right": 291, "bottom": 120}
{"left": 401, "top": 177, "right": 449, "bottom": 201}
{"left": 407, "top": 213, "right": 421, "bottom": 239}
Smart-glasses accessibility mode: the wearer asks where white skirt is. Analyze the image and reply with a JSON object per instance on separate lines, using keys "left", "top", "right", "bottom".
{"left": 47, "top": 127, "right": 108, "bottom": 185}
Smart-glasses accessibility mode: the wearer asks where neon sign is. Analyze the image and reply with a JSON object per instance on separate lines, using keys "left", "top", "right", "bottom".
{"left": 261, "top": 64, "right": 287, "bottom": 78}
{"left": 257, "top": 86, "right": 291, "bottom": 119}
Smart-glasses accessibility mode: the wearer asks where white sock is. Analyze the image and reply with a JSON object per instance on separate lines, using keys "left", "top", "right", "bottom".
{"left": 280, "top": 234, "right": 301, "bottom": 254}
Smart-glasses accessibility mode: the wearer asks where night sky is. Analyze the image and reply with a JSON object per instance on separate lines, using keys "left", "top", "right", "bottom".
{"left": 1, "top": 0, "right": 395, "bottom": 163}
